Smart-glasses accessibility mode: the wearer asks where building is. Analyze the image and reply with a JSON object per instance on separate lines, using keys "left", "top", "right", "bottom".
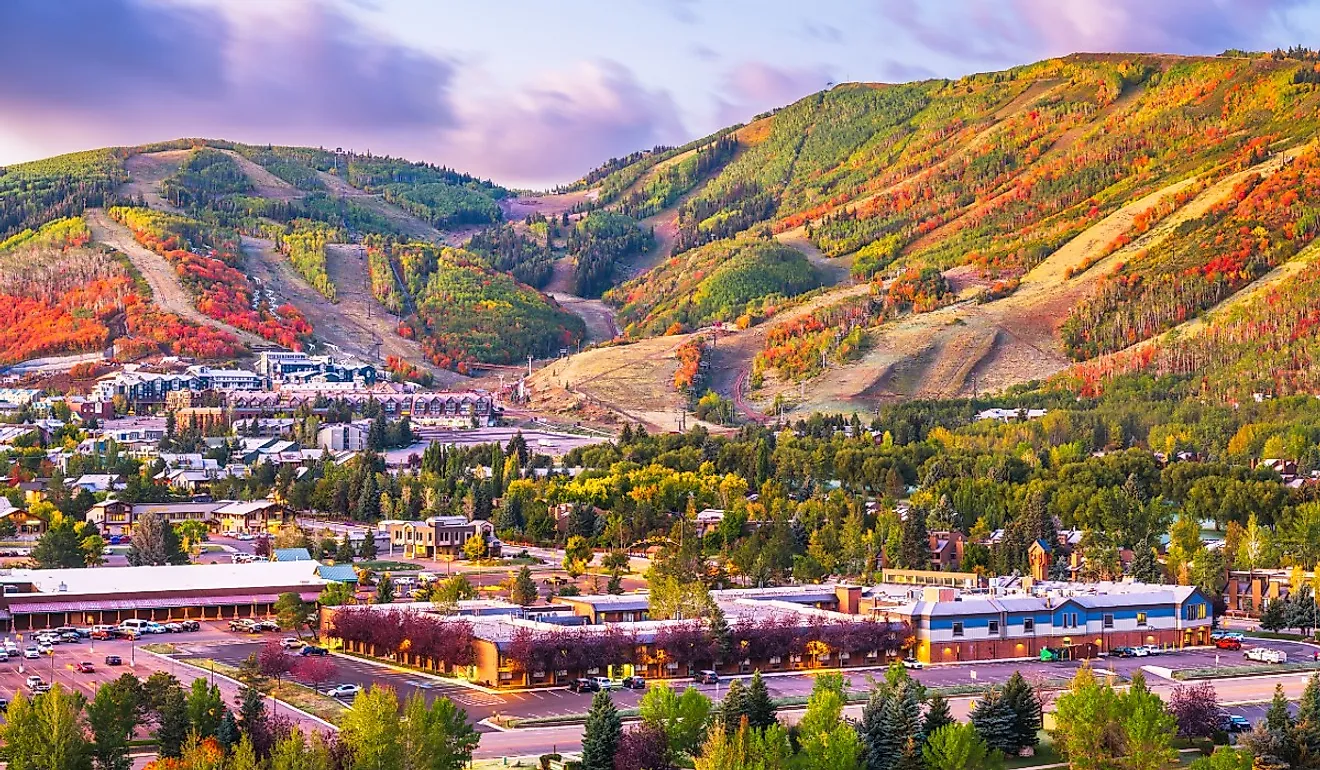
{"left": 256, "top": 351, "right": 377, "bottom": 386}
{"left": 317, "top": 422, "right": 369, "bottom": 452}
{"left": 68, "top": 474, "right": 126, "bottom": 494}
{"left": 929, "top": 531, "right": 966, "bottom": 570}
{"left": 87, "top": 499, "right": 292, "bottom": 536}
{"left": 0, "top": 561, "right": 327, "bottom": 631}
{"left": 273, "top": 548, "right": 313, "bottom": 562}
{"left": 94, "top": 371, "right": 196, "bottom": 405}
{"left": 889, "top": 583, "right": 1213, "bottom": 664}
{"left": 383, "top": 516, "right": 502, "bottom": 558}
{"left": 0, "top": 498, "right": 44, "bottom": 536}
{"left": 185, "top": 366, "right": 263, "bottom": 392}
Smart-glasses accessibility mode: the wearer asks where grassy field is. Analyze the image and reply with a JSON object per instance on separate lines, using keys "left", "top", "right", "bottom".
{"left": 187, "top": 656, "right": 349, "bottom": 726}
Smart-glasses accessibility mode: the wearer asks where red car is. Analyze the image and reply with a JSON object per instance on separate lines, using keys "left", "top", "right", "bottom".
{"left": 1215, "top": 637, "right": 1242, "bottom": 650}
{"left": 74, "top": 662, "right": 95, "bottom": 673}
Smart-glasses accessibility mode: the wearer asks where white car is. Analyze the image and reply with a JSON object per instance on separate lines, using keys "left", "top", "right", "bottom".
{"left": 326, "top": 684, "right": 361, "bottom": 699}
{"left": 591, "top": 677, "right": 621, "bottom": 691}
{"left": 25, "top": 675, "right": 43, "bottom": 689}
{"left": 281, "top": 638, "right": 305, "bottom": 650}
{"left": 37, "top": 642, "right": 54, "bottom": 655}
{"left": 1142, "top": 645, "right": 1163, "bottom": 656}
{"left": 1132, "top": 646, "right": 1149, "bottom": 657}
{"left": 902, "top": 658, "right": 924, "bottom": 669}
{"left": 22, "top": 647, "right": 39, "bottom": 659}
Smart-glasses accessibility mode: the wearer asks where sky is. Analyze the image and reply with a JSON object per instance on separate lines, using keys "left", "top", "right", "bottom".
{"left": 1, "top": 0, "right": 1319, "bottom": 188}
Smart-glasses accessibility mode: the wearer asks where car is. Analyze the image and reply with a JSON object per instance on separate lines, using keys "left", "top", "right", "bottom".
{"left": 1246, "top": 647, "right": 1288, "bottom": 664}
{"left": 163, "top": 623, "right": 183, "bottom": 633}
{"left": 60, "top": 632, "right": 81, "bottom": 644}
{"left": 91, "top": 629, "right": 113, "bottom": 641}
{"left": 144, "top": 622, "right": 167, "bottom": 635}
{"left": 1111, "top": 646, "right": 1136, "bottom": 658}
{"left": 37, "top": 642, "right": 54, "bottom": 655}
{"left": 180, "top": 620, "right": 201, "bottom": 632}
{"left": 3, "top": 640, "right": 18, "bottom": 654}
{"left": 591, "top": 677, "right": 621, "bottom": 691}
{"left": 255, "top": 620, "right": 280, "bottom": 632}
{"left": 0, "top": 698, "right": 8, "bottom": 712}
{"left": 53, "top": 626, "right": 80, "bottom": 637}
{"left": 569, "top": 678, "right": 600, "bottom": 693}
{"left": 35, "top": 633, "right": 59, "bottom": 645}
{"left": 325, "top": 684, "right": 361, "bottom": 699}
{"left": 299, "top": 646, "right": 329, "bottom": 657}
{"left": 112, "top": 628, "right": 139, "bottom": 640}
{"left": 622, "top": 675, "right": 646, "bottom": 689}
{"left": 0, "top": 651, "right": 9, "bottom": 662}
{"left": 1216, "top": 637, "right": 1243, "bottom": 650}
{"left": 31, "top": 682, "right": 50, "bottom": 694}
{"left": 25, "top": 675, "right": 43, "bottom": 689}
{"left": 1132, "top": 646, "right": 1149, "bottom": 657}
{"left": 902, "top": 658, "right": 924, "bottom": 670}
{"left": 23, "top": 647, "right": 40, "bottom": 659}
{"left": 1142, "top": 645, "right": 1163, "bottom": 656}
{"left": 74, "top": 662, "right": 95, "bottom": 673}
{"left": 104, "top": 655, "right": 123, "bottom": 666}
{"left": 1223, "top": 714, "right": 1252, "bottom": 733}
{"left": 281, "top": 637, "right": 305, "bottom": 650}
{"left": 228, "top": 619, "right": 256, "bottom": 632}
{"left": 694, "top": 670, "right": 720, "bottom": 685}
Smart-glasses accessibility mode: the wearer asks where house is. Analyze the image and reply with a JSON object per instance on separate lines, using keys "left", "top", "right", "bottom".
{"left": 68, "top": 474, "right": 126, "bottom": 494}
{"left": 929, "top": 531, "right": 965, "bottom": 570}
{"left": 694, "top": 509, "right": 725, "bottom": 537}
{"left": 975, "top": 407, "right": 1048, "bottom": 422}
{"left": 272, "top": 547, "right": 313, "bottom": 562}
{"left": 0, "top": 425, "right": 45, "bottom": 448}
{"left": 383, "top": 516, "right": 501, "bottom": 559}
{"left": 87, "top": 500, "right": 225, "bottom": 537}
{"left": 317, "top": 422, "right": 369, "bottom": 452}
{"left": 215, "top": 500, "right": 294, "bottom": 535}
{"left": 0, "top": 499, "right": 44, "bottom": 536}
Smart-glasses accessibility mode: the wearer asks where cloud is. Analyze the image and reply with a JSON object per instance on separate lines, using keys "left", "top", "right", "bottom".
{"left": 447, "top": 61, "right": 688, "bottom": 187}
{"left": 803, "top": 20, "right": 844, "bottom": 44}
{"left": 0, "top": 0, "right": 458, "bottom": 156}
{"left": 878, "top": 0, "right": 1314, "bottom": 65}
{"left": 714, "top": 61, "right": 833, "bottom": 125}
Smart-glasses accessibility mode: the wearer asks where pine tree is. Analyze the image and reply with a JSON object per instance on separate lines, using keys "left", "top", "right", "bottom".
{"left": 215, "top": 709, "right": 240, "bottom": 751}
{"left": 155, "top": 687, "right": 190, "bottom": 759}
{"left": 510, "top": 565, "right": 539, "bottom": 606}
{"left": 1266, "top": 684, "right": 1294, "bottom": 733}
{"left": 1261, "top": 598, "right": 1288, "bottom": 632}
{"left": 375, "top": 573, "right": 396, "bottom": 604}
{"left": 1002, "top": 671, "right": 1043, "bottom": 752}
{"left": 709, "top": 608, "right": 732, "bottom": 662}
{"left": 358, "top": 531, "right": 378, "bottom": 559}
{"left": 1296, "top": 674, "right": 1320, "bottom": 759}
{"left": 861, "top": 681, "right": 923, "bottom": 770}
{"left": 922, "top": 692, "right": 955, "bottom": 737}
{"left": 969, "top": 689, "right": 1019, "bottom": 756}
{"left": 744, "top": 670, "right": 777, "bottom": 731}
{"left": 336, "top": 533, "right": 356, "bottom": 564}
{"left": 721, "top": 680, "right": 748, "bottom": 734}
{"left": 581, "top": 691, "right": 622, "bottom": 770}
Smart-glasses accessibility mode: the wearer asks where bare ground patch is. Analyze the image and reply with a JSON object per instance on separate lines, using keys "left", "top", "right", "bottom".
{"left": 218, "top": 150, "right": 303, "bottom": 201}
{"left": 120, "top": 151, "right": 190, "bottom": 213}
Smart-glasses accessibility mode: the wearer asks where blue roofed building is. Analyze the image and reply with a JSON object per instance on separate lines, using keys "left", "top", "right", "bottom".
{"left": 272, "top": 547, "right": 313, "bottom": 562}
{"left": 315, "top": 564, "right": 360, "bottom": 584}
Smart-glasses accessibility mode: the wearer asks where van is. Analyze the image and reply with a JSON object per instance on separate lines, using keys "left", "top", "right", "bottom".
{"left": 119, "top": 619, "right": 151, "bottom": 634}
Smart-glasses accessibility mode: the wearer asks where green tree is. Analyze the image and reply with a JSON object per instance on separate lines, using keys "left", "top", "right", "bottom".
{"left": 648, "top": 572, "right": 715, "bottom": 620}
{"left": 1261, "top": 597, "right": 1288, "bottom": 632}
{"left": 721, "top": 679, "right": 748, "bottom": 734}
{"left": 399, "top": 691, "right": 480, "bottom": 770}
{"left": 582, "top": 691, "right": 622, "bottom": 770}
{"left": 1051, "top": 667, "right": 1118, "bottom": 770}
{"left": 1188, "top": 747, "right": 1252, "bottom": 770}
{"left": 154, "top": 685, "right": 189, "bottom": 759}
{"left": 509, "top": 565, "right": 539, "bottom": 606}
{"left": 336, "top": 533, "right": 357, "bottom": 564}
{"left": 1001, "top": 671, "right": 1043, "bottom": 753}
{"left": 923, "top": 692, "right": 955, "bottom": 737}
{"left": 564, "top": 535, "right": 592, "bottom": 575}
{"left": 799, "top": 673, "right": 863, "bottom": 770}
{"left": 744, "top": 670, "right": 777, "bottom": 730}
{"left": 126, "top": 511, "right": 187, "bottom": 566}
{"left": 185, "top": 678, "right": 224, "bottom": 740}
{"left": 320, "top": 582, "right": 355, "bottom": 607}
{"left": 340, "top": 686, "right": 403, "bottom": 770}
{"left": 375, "top": 572, "right": 396, "bottom": 604}
{"left": 922, "top": 722, "right": 1004, "bottom": 770}
{"left": 969, "top": 689, "right": 1018, "bottom": 756}
{"left": 1119, "top": 672, "right": 1177, "bottom": 770}
{"left": 432, "top": 575, "right": 478, "bottom": 610}
{"left": 216, "top": 708, "right": 241, "bottom": 751}
{"left": 639, "top": 683, "right": 713, "bottom": 760}
{"left": 31, "top": 515, "right": 90, "bottom": 569}
{"left": 695, "top": 720, "right": 794, "bottom": 770}
{"left": 274, "top": 591, "right": 312, "bottom": 635}
{"left": 358, "top": 531, "right": 379, "bottom": 559}
{"left": 860, "top": 678, "right": 923, "bottom": 770}
{"left": 0, "top": 686, "right": 91, "bottom": 770}
{"left": 1266, "top": 683, "right": 1294, "bottom": 733}
{"left": 86, "top": 675, "right": 141, "bottom": 770}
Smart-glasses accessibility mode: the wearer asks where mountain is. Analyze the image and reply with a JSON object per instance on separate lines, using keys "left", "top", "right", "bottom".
{"left": 5, "top": 49, "right": 1320, "bottom": 423}
{"left": 0, "top": 139, "right": 584, "bottom": 381}
{"left": 516, "top": 49, "right": 1320, "bottom": 426}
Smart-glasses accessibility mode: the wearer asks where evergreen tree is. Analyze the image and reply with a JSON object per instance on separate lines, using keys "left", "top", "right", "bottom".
{"left": 1266, "top": 684, "right": 1294, "bottom": 733}
{"left": 375, "top": 573, "right": 396, "bottom": 604}
{"left": 215, "top": 709, "right": 241, "bottom": 751}
{"left": 1127, "top": 544, "right": 1163, "bottom": 584}
{"left": 1002, "top": 671, "right": 1043, "bottom": 752}
{"left": 86, "top": 675, "right": 141, "bottom": 770}
{"left": 1261, "top": 598, "right": 1288, "bottom": 632}
{"left": 721, "top": 679, "right": 748, "bottom": 735}
{"left": 861, "top": 681, "right": 923, "bottom": 770}
{"left": 185, "top": 678, "right": 224, "bottom": 739}
{"left": 154, "top": 686, "right": 190, "bottom": 759}
{"left": 581, "top": 691, "right": 622, "bottom": 770}
{"left": 358, "top": 531, "right": 378, "bottom": 559}
{"left": 510, "top": 565, "right": 539, "bottom": 606}
{"left": 922, "top": 692, "right": 955, "bottom": 737}
{"left": 357, "top": 473, "right": 380, "bottom": 520}
{"left": 969, "top": 689, "right": 1018, "bottom": 756}
{"left": 1296, "top": 674, "right": 1320, "bottom": 760}
{"left": 709, "top": 608, "right": 732, "bottom": 662}
{"left": 898, "top": 507, "right": 929, "bottom": 570}
{"left": 606, "top": 572, "right": 624, "bottom": 595}
{"left": 744, "top": 670, "right": 777, "bottom": 731}
{"left": 336, "top": 533, "right": 356, "bottom": 563}
{"left": 125, "top": 511, "right": 188, "bottom": 566}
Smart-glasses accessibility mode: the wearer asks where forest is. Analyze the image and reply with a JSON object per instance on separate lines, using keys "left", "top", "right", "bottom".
{"left": 0, "top": 149, "right": 127, "bottom": 239}
{"left": 608, "top": 237, "right": 822, "bottom": 336}
{"left": 567, "top": 211, "right": 654, "bottom": 297}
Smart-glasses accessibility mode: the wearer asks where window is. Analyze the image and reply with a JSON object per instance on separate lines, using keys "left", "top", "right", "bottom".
{"left": 988, "top": 620, "right": 1000, "bottom": 635}
{"left": 1023, "top": 618, "right": 1035, "bottom": 633}
{"left": 952, "top": 622, "right": 965, "bottom": 637}
{"left": 1137, "top": 612, "right": 1147, "bottom": 626}
{"left": 1103, "top": 613, "right": 1114, "bottom": 629}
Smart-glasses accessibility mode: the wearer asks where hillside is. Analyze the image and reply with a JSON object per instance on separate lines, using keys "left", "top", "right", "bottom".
{"left": 526, "top": 50, "right": 1320, "bottom": 422}
{"left": 0, "top": 139, "right": 580, "bottom": 375}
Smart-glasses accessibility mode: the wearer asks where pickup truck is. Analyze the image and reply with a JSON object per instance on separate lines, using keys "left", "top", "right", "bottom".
{"left": 1245, "top": 647, "right": 1288, "bottom": 664}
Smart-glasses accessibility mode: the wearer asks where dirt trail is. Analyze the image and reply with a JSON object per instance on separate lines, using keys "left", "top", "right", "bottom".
{"left": 242, "top": 237, "right": 465, "bottom": 385}
{"left": 313, "top": 171, "right": 449, "bottom": 244}
{"left": 85, "top": 209, "right": 270, "bottom": 348}
{"left": 774, "top": 226, "right": 853, "bottom": 285}
{"left": 218, "top": 150, "right": 303, "bottom": 201}
{"left": 120, "top": 151, "right": 190, "bottom": 213}
{"left": 500, "top": 190, "right": 595, "bottom": 221}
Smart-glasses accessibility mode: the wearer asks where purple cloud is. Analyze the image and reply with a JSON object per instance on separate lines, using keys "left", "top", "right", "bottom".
{"left": 714, "top": 62, "right": 833, "bottom": 125}
{"left": 878, "top": 0, "right": 1313, "bottom": 64}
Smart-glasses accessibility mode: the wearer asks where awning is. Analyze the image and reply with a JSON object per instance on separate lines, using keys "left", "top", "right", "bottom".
{"left": 9, "top": 591, "right": 322, "bottom": 615}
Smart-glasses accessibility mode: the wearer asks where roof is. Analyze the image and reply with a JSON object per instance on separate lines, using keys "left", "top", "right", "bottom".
{"left": 315, "top": 564, "right": 359, "bottom": 583}
{"left": 0, "top": 561, "right": 327, "bottom": 598}
{"left": 273, "top": 548, "right": 313, "bottom": 562}
{"left": 10, "top": 591, "right": 323, "bottom": 615}
{"left": 562, "top": 595, "right": 650, "bottom": 612}
{"left": 214, "top": 500, "right": 280, "bottom": 515}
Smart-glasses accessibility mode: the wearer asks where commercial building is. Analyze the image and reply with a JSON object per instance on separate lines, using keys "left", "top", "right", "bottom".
{"left": 0, "top": 561, "right": 327, "bottom": 631}
{"left": 382, "top": 516, "right": 502, "bottom": 558}
{"left": 87, "top": 499, "right": 293, "bottom": 537}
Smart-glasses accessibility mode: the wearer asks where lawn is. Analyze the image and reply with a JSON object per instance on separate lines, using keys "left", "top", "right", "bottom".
{"left": 356, "top": 560, "right": 422, "bottom": 572}
{"left": 185, "top": 656, "right": 349, "bottom": 726}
